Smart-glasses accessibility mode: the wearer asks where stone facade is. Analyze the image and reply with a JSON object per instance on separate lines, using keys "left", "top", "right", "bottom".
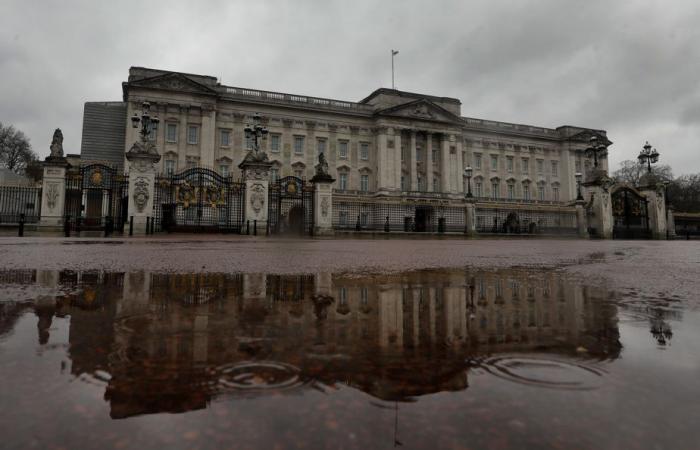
{"left": 117, "top": 67, "right": 610, "bottom": 203}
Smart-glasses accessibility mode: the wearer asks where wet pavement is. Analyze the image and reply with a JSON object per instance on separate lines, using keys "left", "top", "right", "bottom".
{"left": 0, "top": 237, "right": 699, "bottom": 449}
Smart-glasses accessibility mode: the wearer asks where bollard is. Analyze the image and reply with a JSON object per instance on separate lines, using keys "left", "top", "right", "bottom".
{"left": 254, "top": 219, "right": 257, "bottom": 236}
{"left": 64, "top": 215, "right": 71, "bottom": 237}
{"left": 129, "top": 216, "right": 134, "bottom": 236}
{"left": 18, "top": 213, "right": 25, "bottom": 237}
{"left": 246, "top": 220, "right": 250, "bottom": 235}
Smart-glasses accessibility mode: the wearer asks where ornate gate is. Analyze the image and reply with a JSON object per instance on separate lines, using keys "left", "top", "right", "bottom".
{"left": 612, "top": 186, "right": 650, "bottom": 239}
{"left": 153, "top": 167, "right": 245, "bottom": 233}
{"left": 64, "top": 164, "right": 129, "bottom": 232}
{"left": 268, "top": 176, "right": 314, "bottom": 235}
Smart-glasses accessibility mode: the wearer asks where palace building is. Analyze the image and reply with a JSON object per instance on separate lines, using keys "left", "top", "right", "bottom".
{"left": 73, "top": 66, "right": 618, "bottom": 235}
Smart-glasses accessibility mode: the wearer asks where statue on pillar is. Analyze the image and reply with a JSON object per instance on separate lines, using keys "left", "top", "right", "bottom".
{"left": 311, "top": 152, "right": 334, "bottom": 183}
{"left": 49, "top": 129, "right": 64, "bottom": 158}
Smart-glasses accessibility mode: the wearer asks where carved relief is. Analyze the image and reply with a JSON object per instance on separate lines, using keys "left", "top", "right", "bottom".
{"left": 133, "top": 177, "right": 150, "bottom": 212}
{"left": 250, "top": 183, "right": 266, "bottom": 215}
{"left": 411, "top": 104, "right": 434, "bottom": 119}
{"left": 321, "top": 196, "right": 330, "bottom": 218}
{"left": 130, "top": 157, "right": 156, "bottom": 173}
{"left": 46, "top": 183, "right": 59, "bottom": 211}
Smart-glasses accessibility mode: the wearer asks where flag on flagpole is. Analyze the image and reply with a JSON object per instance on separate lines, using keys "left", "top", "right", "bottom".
{"left": 392, "top": 50, "right": 399, "bottom": 55}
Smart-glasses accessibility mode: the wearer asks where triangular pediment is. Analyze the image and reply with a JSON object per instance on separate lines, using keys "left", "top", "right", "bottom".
{"left": 375, "top": 99, "right": 463, "bottom": 124}
{"left": 129, "top": 73, "right": 217, "bottom": 96}
{"left": 567, "top": 129, "right": 613, "bottom": 146}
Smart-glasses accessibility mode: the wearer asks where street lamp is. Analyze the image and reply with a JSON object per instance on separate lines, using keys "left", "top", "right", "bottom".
{"left": 130, "top": 101, "right": 160, "bottom": 143}
{"left": 464, "top": 165, "right": 473, "bottom": 198}
{"left": 575, "top": 172, "right": 583, "bottom": 201}
{"left": 244, "top": 112, "right": 268, "bottom": 155}
{"left": 585, "top": 135, "right": 608, "bottom": 169}
{"left": 638, "top": 141, "right": 660, "bottom": 174}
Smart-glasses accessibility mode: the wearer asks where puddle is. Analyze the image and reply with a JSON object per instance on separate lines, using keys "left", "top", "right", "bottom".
{"left": 0, "top": 267, "right": 698, "bottom": 449}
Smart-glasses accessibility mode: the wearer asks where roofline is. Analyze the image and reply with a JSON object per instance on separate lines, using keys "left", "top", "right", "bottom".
{"left": 359, "top": 88, "right": 462, "bottom": 105}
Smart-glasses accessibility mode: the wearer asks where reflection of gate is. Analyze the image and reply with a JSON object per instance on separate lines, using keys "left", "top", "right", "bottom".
{"left": 64, "top": 164, "right": 129, "bottom": 231}
{"left": 153, "top": 167, "right": 245, "bottom": 233}
{"left": 612, "top": 187, "right": 650, "bottom": 239}
{"left": 268, "top": 176, "right": 313, "bottom": 235}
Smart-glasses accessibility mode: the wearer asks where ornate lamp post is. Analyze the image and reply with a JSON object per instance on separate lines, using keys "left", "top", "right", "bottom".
{"left": 244, "top": 113, "right": 268, "bottom": 156}
{"left": 575, "top": 172, "right": 583, "bottom": 201}
{"left": 585, "top": 135, "right": 608, "bottom": 169}
{"left": 131, "top": 102, "right": 160, "bottom": 144}
{"left": 638, "top": 141, "right": 660, "bottom": 174}
{"left": 464, "top": 165, "right": 473, "bottom": 198}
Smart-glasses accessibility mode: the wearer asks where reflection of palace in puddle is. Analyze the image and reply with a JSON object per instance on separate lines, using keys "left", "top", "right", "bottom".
{"left": 3, "top": 269, "right": 622, "bottom": 418}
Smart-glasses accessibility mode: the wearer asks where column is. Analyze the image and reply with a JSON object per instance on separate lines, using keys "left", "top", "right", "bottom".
{"left": 410, "top": 130, "right": 418, "bottom": 191}
{"left": 456, "top": 138, "right": 464, "bottom": 194}
{"left": 464, "top": 198, "right": 476, "bottom": 236}
{"left": 575, "top": 200, "right": 589, "bottom": 238}
{"left": 426, "top": 132, "right": 434, "bottom": 192}
{"left": 440, "top": 134, "right": 450, "bottom": 192}
{"left": 200, "top": 106, "right": 216, "bottom": 169}
{"left": 394, "top": 129, "right": 403, "bottom": 191}
{"left": 126, "top": 146, "right": 160, "bottom": 235}
{"left": 640, "top": 184, "right": 667, "bottom": 240}
{"left": 583, "top": 182, "right": 613, "bottom": 239}
{"left": 376, "top": 128, "right": 389, "bottom": 192}
{"left": 239, "top": 158, "right": 273, "bottom": 233}
{"left": 311, "top": 171, "right": 335, "bottom": 236}
{"left": 39, "top": 158, "right": 69, "bottom": 229}
{"left": 667, "top": 206, "right": 676, "bottom": 239}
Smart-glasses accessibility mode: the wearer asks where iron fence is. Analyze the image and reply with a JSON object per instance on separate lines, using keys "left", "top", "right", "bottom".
{"left": 0, "top": 186, "right": 42, "bottom": 224}
{"left": 475, "top": 207, "right": 577, "bottom": 235}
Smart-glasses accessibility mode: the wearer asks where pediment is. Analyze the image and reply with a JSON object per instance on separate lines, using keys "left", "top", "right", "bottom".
{"left": 129, "top": 73, "right": 217, "bottom": 96}
{"left": 567, "top": 129, "right": 613, "bottom": 146}
{"left": 375, "top": 99, "right": 463, "bottom": 125}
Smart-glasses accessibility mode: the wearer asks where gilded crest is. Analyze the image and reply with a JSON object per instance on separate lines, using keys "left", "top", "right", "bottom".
{"left": 90, "top": 170, "right": 103, "bottom": 187}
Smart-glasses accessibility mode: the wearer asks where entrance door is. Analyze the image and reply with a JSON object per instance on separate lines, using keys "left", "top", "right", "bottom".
{"left": 612, "top": 187, "right": 651, "bottom": 239}
{"left": 414, "top": 207, "right": 432, "bottom": 232}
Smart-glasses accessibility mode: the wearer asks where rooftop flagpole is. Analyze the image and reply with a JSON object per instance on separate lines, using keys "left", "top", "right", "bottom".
{"left": 391, "top": 49, "right": 399, "bottom": 89}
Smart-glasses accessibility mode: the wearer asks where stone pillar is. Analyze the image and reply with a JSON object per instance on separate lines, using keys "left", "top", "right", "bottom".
{"left": 376, "top": 128, "right": 390, "bottom": 193}
{"left": 200, "top": 106, "right": 216, "bottom": 169}
{"left": 575, "top": 200, "right": 589, "bottom": 238}
{"left": 409, "top": 130, "right": 418, "bottom": 191}
{"left": 394, "top": 129, "right": 403, "bottom": 191}
{"left": 239, "top": 153, "right": 273, "bottom": 233}
{"left": 39, "top": 157, "right": 69, "bottom": 229}
{"left": 440, "top": 134, "right": 450, "bottom": 192}
{"left": 426, "top": 132, "right": 434, "bottom": 192}
{"left": 464, "top": 198, "right": 476, "bottom": 236}
{"left": 125, "top": 141, "right": 161, "bottom": 235}
{"left": 640, "top": 183, "right": 667, "bottom": 239}
{"left": 311, "top": 172, "right": 335, "bottom": 236}
{"left": 667, "top": 206, "right": 676, "bottom": 239}
{"left": 583, "top": 178, "right": 613, "bottom": 239}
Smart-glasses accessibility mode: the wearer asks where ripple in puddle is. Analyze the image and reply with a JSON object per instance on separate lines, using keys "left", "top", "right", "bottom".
{"left": 216, "top": 361, "right": 305, "bottom": 392}
{"left": 473, "top": 355, "right": 605, "bottom": 391}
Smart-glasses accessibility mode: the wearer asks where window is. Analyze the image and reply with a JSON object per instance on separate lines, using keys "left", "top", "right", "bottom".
{"left": 339, "top": 211, "right": 348, "bottom": 226}
{"left": 294, "top": 136, "right": 305, "bottom": 155}
{"left": 475, "top": 181, "right": 482, "bottom": 197}
{"left": 401, "top": 175, "right": 406, "bottom": 191}
{"left": 538, "top": 184, "right": 545, "bottom": 201}
{"left": 507, "top": 182, "right": 515, "bottom": 199}
{"left": 339, "top": 140, "right": 348, "bottom": 159}
{"left": 271, "top": 168, "right": 279, "bottom": 182}
{"left": 147, "top": 123, "right": 157, "bottom": 142}
{"left": 339, "top": 173, "right": 348, "bottom": 190}
{"left": 219, "top": 165, "right": 229, "bottom": 177}
{"left": 317, "top": 138, "right": 327, "bottom": 156}
{"left": 360, "top": 287, "right": 368, "bottom": 305}
{"left": 245, "top": 135, "right": 253, "bottom": 150}
{"left": 523, "top": 183, "right": 531, "bottom": 200}
{"left": 360, "top": 142, "right": 369, "bottom": 160}
{"left": 294, "top": 168, "right": 304, "bottom": 178}
{"left": 270, "top": 134, "right": 281, "bottom": 153}
{"left": 165, "top": 160, "right": 175, "bottom": 176}
{"left": 360, "top": 174, "right": 369, "bottom": 192}
{"left": 474, "top": 153, "right": 482, "bottom": 169}
{"left": 522, "top": 158, "right": 529, "bottom": 174}
{"left": 553, "top": 186, "right": 560, "bottom": 201}
{"left": 537, "top": 159, "right": 544, "bottom": 174}
{"left": 339, "top": 287, "right": 347, "bottom": 305}
{"left": 507, "top": 157, "right": 514, "bottom": 173}
{"left": 166, "top": 123, "right": 177, "bottom": 143}
{"left": 417, "top": 176, "right": 424, "bottom": 191}
{"left": 220, "top": 129, "right": 230, "bottom": 147}
{"left": 401, "top": 146, "right": 406, "bottom": 162}
{"left": 551, "top": 160, "right": 558, "bottom": 176}
{"left": 575, "top": 159, "right": 582, "bottom": 173}
{"left": 416, "top": 147, "right": 422, "bottom": 162}
{"left": 491, "top": 180, "right": 500, "bottom": 199}
{"left": 433, "top": 177, "right": 439, "bottom": 192}
{"left": 490, "top": 155, "right": 498, "bottom": 170}
{"left": 432, "top": 149, "right": 438, "bottom": 164}
{"left": 187, "top": 125, "right": 198, "bottom": 144}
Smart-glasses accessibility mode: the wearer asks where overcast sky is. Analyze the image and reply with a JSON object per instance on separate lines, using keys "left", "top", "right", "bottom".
{"left": 1, "top": 0, "right": 699, "bottom": 174}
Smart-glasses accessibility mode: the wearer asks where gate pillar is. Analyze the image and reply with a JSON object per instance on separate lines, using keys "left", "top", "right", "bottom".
{"left": 667, "top": 206, "right": 676, "bottom": 239}
{"left": 583, "top": 173, "right": 614, "bottom": 239}
{"left": 311, "top": 173, "right": 335, "bottom": 236}
{"left": 639, "top": 182, "right": 667, "bottom": 239}
{"left": 464, "top": 198, "right": 476, "bottom": 237}
{"left": 575, "top": 199, "right": 589, "bottom": 238}
{"left": 39, "top": 157, "right": 69, "bottom": 230}
{"left": 125, "top": 141, "right": 161, "bottom": 234}
{"left": 239, "top": 153, "right": 272, "bottom": 233}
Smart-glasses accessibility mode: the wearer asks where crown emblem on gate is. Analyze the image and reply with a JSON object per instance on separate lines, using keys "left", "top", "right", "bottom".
{"left": 90, "top": 170, "right": 103, "bottom": 187}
